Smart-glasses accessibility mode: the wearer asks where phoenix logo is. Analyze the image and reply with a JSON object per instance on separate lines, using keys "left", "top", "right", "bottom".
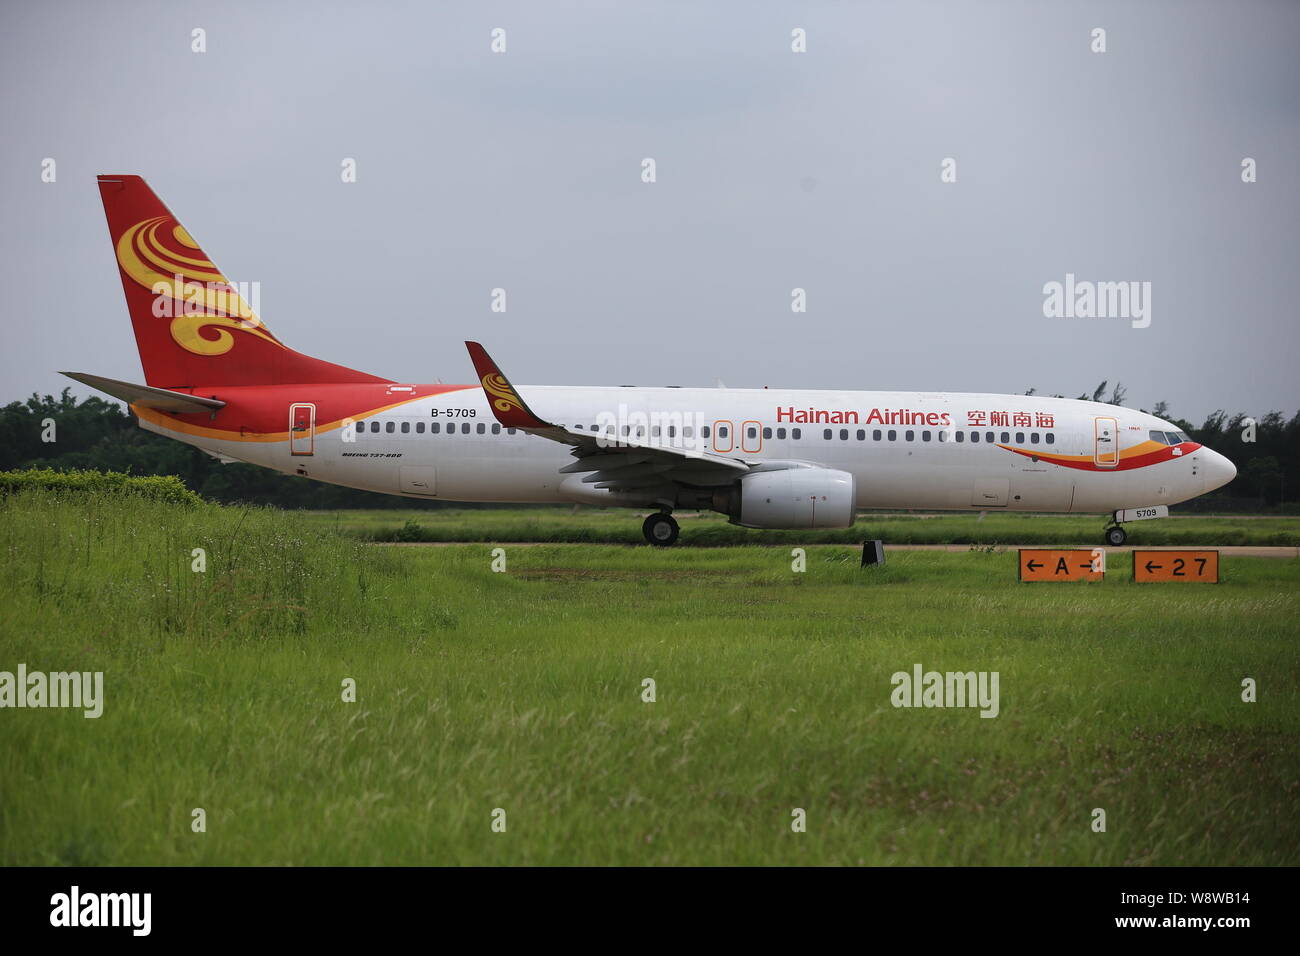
{"left": 480, "top": 371, "right": 524, "bottom": 414}
{"left": 115, "top": 216, "right": 284, "bottom": 356}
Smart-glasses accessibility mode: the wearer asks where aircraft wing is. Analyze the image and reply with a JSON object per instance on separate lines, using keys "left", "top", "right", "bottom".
{"left": 464, "top": 341, "right": 749, "bottom": 490}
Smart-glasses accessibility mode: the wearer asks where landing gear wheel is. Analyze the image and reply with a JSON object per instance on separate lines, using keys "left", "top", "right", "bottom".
{"left": 643, "top": 513, "right": 679, "bottom": 547}
{"left": 1105, "top": 526, "right": 1127, "bottom": 547}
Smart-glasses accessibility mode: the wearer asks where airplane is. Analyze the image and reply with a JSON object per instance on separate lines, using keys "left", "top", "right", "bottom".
{"left": 67, "top": 175, "right": 1238, "bottom": 547}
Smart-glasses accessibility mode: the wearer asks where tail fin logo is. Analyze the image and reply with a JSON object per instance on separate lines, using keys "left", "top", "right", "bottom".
{"left": 480, "top": 371, "right": 524, "bottom": 414}
{"left": 115, "top": 216, "right": 284, "bottom": 356}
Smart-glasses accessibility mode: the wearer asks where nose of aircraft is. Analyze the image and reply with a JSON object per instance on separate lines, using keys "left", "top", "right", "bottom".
{"left": 1203, "top": 448, "right": 1237, "bottom": 491}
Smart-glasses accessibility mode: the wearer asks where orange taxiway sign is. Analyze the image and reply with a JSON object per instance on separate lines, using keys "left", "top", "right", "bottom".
{"left": 1133, "top": 550, "right": 1220, "bottom": 583}
{"left": 1018, "top": 549, "right": 1105, "bottom": 582}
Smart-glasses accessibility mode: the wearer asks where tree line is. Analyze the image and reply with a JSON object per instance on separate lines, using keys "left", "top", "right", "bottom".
{"left": 0, "top": 385, "right": 1295, "bottom": 511}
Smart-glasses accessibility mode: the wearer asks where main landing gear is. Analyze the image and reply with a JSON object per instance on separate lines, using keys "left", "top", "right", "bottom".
{"left": 643, "top": 512, "right": 680, "bottom": 547}
{"left": 1104, "top": 524, "right": 1127, "bottom": 547}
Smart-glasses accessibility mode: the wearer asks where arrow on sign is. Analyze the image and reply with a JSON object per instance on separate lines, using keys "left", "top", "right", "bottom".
{"left": 1027, "top": 560, "right": 1042, "bottom": 571}
{"left": 1145, "top": 561, "right": 1161, "bottom": 573}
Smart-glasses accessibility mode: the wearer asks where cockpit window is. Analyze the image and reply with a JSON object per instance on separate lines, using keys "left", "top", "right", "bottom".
{"left": 1149, "top": 429, "right": 1171, "bottom": 445}
{"left": 1175, "top": 431, "right": 1191, "bottom": 443}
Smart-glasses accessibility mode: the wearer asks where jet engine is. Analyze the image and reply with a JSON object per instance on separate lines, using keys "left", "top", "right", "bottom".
{"left": 711, "top": 466, "right": 856, "bottom": 529}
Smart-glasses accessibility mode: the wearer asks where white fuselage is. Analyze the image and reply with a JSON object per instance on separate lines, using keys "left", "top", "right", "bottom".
{"left": 140, "top": 385, "right": 1237, "bottom": 515}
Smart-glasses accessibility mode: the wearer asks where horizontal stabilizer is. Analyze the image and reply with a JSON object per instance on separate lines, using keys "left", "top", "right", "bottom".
{"left": 60, "top": 372, "right": 225, "bottom": 414}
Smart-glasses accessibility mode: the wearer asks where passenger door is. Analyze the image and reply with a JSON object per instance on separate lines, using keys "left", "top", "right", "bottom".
{"left": 1093, "top": 417, "right": 1118, "bottom": 468}
{"left": 289, "top": 403, "right": 315, "bottom": 456}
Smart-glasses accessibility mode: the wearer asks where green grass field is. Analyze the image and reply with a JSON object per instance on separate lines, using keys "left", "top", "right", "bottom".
{"left": 302, "top": 507, "right": 1300, "bottom": 547}
{"left": 2, "top": 490, "right": 1297, "bottom": 865}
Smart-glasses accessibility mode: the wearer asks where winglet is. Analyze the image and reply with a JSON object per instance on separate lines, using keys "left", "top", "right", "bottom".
{"left": 464, "top": 341, "right": 551, "bottom": 429}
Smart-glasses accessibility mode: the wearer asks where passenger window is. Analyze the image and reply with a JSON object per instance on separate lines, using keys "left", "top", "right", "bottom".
{"left": 776, "top": 428, "right": 786, "bottom": 439}
{"left": 761, "top": 427, "right": 771, "bottom": 440}
{"left": 823, "top": 429, "right": 832, "bottom": 440}
{"left": 508, "top": 427, "right": 517, "bottom": 435}
{"left": 839, "top": 429, "right": 848, "bottom": 440}
{"left": 1045, "top": 433, "right": 1055, "bottom": 445}
{"left": 792, "top": 428, "right": 801, "bottom": 439}
{"left": 856, "top": 429, "right": 865, "bottom": 440}
{"left": 355, "top": 421, "right": 365, "bottom": 434}
{"left": 937, "top": 430, "right": 946, "bottom": 442}
{"left": 1000, "top": 432, "right": 1009, "bottom": 444}
{"left": 416, "top": 422, "right": 425, "bottom": 434}
{"left": 431, "top": 422, "right": 440, "bottom": 434}
{"left": 955, "top": 431, "right": 963, "bottom": 442}
{"left": 1030, "top": 432, "right": 1039, "bottom": 444}
{"left": 1015, "top": 432, "right": 1024, "bottom": 444}
{"left": 872, "top": 429, "right": 881, "bottom": 441}
{"left": 887, "top": 429, "right": 896, "bottom": 441}
{"left": 370, "top": 421, "right": 379, "bottom": 433}
{"left": 385, "top": 421, "right": 395, "bottom": 433}
{"left": 701, "top": 426, "right": 710, "bottom": 438}
{"left": 905, "top": 430, "right": 914, "bottom": 441}
{"left": 970, "top": 431, "right": 979, "bottom": 442}
{"left": 476, "top": 423, "right": 486, "bottom": 434}
{"left": 461, "top": 423, "right": 470, "bottom": 434}
{"left": 719, "top": 426, "right": 728, "bottom": 438}
{"left": 668, "top": 426, "right": 676, "bottom": 438}
{"left": 492, "top": 424, "right": 501, "bottom": 434}
{"left": 922, "top": 430, "right": 931, "bottom": 442}
{"left": 400, "top": 422, "right": 410, "bottom": 434}
{"left": 747, "top": 427, "right": 757, "bottom": 439}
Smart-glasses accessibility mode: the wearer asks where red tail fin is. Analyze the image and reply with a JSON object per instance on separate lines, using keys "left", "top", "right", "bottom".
{"left": 97, "top": 175, "right": 391, "bottom": 388}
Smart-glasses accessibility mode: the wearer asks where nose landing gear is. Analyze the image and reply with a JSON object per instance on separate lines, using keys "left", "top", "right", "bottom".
{"left": 643, "top": 511, "right": 680, "bottom": 547}
{"left": 1104, "top": 524, "right": 1127, "bottom": 547}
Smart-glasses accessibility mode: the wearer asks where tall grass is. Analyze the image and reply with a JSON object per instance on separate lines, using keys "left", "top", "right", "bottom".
{"left": 310, "top": 507, "right": 1300, "bottom": 547}
{"left": 2, "top": 490, "right": 1297, "bottom": 865}
{"left": 0, "top": 489, "right": 389, "bottom": 644}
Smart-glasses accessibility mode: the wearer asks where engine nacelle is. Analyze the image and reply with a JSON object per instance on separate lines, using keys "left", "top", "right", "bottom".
{"left": 712, "top": 466, "right": 857, "bottom": 529}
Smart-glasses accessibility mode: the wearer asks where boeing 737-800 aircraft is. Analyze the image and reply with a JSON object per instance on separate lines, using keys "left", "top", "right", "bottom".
{"left": 68, "top": 176, "right": 1237, "bottom": 546}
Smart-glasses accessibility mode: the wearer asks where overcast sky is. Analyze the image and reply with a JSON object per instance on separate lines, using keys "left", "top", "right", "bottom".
{"left": 2, "top": 0, "right": 1296, "bottom": 423}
